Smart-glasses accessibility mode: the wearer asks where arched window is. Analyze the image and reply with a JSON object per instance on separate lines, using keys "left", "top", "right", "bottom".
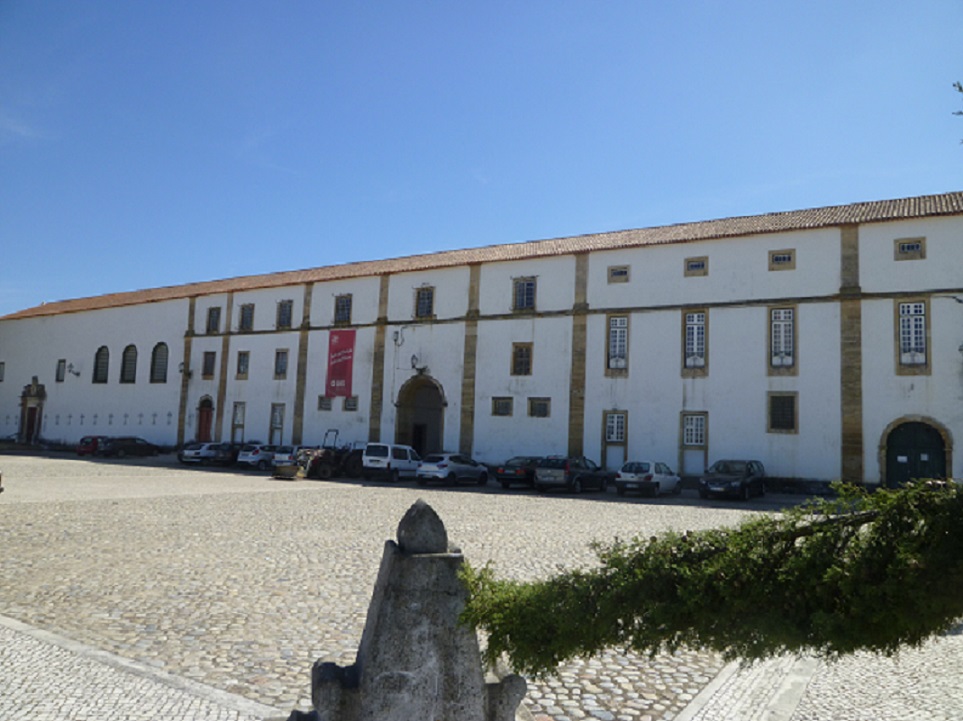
{"left": 150, "top": 343, "right": 169, "bottom": 383}
{"left": 120, "top": 345, "right": 137, "bottom": 384}
{"left": 93, "top": 346, "right": 109, "bottom": 384}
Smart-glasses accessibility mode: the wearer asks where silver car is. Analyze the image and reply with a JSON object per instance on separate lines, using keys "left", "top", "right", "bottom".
{"left": 416, "top": 452, "right": 489, "bottom": 486}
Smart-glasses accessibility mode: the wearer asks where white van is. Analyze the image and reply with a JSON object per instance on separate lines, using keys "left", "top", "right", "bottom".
{"left": 362, "top": 443, "right": 421, "bottom": 482}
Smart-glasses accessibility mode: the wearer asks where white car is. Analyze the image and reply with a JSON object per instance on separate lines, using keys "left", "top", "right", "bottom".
{"left": 416, "top": 452, "right": 489, "bottom": 486}
{"left": 237, "top": 443, "right": 277, "bottom": 471}
{"left": 615, "top": 461, "right": 681, "bottom": 497}
{"left": 361, "top": 443, "right": 421, "bottom": 482}
{"left": 178, "top": 442, "right": 220, "bottom": 464}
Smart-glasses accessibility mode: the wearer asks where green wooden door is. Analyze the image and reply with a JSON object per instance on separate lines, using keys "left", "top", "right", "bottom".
{"left": 885, "top": 422, "right": 945, "bottom": 487}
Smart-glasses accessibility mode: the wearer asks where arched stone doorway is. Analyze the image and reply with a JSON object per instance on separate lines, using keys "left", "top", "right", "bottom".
{"left": 197, "top": 396, "right": 214, "bottom": 442}
{"left": 881, "top": 418, "right": 950, "bottom": 487}
{"left": 395, "top": 375, "right": 446, "bottom": 457}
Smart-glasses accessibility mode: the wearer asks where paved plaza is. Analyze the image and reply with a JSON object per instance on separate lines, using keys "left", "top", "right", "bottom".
{"left": 1, "top": 454, "right": 961, "bottom": 720}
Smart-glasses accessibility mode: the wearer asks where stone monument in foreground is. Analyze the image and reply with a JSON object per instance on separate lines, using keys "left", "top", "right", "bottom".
{"left": 289, "top": 499, "right": 527, "bottom": 721}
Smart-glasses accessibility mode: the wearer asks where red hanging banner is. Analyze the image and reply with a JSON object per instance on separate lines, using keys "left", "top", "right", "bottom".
{"left": 326, "top": 329, "right": 355, "bottom": 397}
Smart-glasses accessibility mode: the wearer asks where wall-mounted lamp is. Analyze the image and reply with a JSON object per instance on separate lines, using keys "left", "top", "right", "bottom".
{"left": 178, "top": 362, "right": 193, "bottom": 379}
{"left": 66, "top": 363, "right": 81, "bottom": 377}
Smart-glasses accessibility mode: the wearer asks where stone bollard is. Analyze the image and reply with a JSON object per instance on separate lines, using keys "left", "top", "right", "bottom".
{"left": 288, "top": 499, "right": 527, "bottom": 721}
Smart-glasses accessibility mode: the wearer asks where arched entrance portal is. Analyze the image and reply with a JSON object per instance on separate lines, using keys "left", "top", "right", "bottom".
{"left": 197, "top": 397, "right": 214, "bottom": 442}
{"left": 395, "top": 375, "right": 445, "bottom": 457}
{"left": 883, "top": 420, "right": 948, "bottom": 487}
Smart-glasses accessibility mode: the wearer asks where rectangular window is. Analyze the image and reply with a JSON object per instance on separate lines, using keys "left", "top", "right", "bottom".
{"left": 894, "top": 237, "right": 926, "bottom": 261}
{"left": 605, "top": 411, "right": 626, "bottom": 443}
{"left": 512, "top": 277, "right": 536, "bottom": 312}
{"left": 206, "top": 306, "right": 221, "bottom": 334}
{"left": 276, "top": 300, "right": 294, "bottom": 330}
{"left": 528, "top": 397, "right": 551, "bottom": 418}
{"left": 511, "top": 342, "right": 533, "bottom": 376}
{"left": 239, "top": 304, "right": 255, "bottom": 332}
{"left": 770, "top": 308, "right": 795, "bottom": 368}
{"left": 898, "top": 301, "right": 927, "bottom": 367}
{"left": 232, "top": 401, "right": 246, "bottom": 427}
{"left": 318, "top": 396, "right": 333, "bottom": 411}
{"left": 343, "top": 396, "right": 359, "bottom": 412}
{"left": 56, "top": 359, "right": 66, "bottom": 383}
{"left": 270, "top": 403, "right": 285, "bottom": 443}
{"left": 492, "top": 397, "right": 513, "bottom": 416}
{"left": 334, "top": 294, "right": 352, "bottom": 325}
{"left": 768, "top": 393, "right": 798, "bottom": 433}
{"left": 236, "top": 351, "right": 250, "bottom": 379}
{"left": 202, "top": 351, "right": 217, "bottom": 378}
{"left": 607, "top": 265, "right": 630, "bottom": 283}
{"left": 607, "top": 315, "right": 628, "bottom": 371}
{"left": 684, "top": 311, "right": 707, "bottom": 369}
{"left": 415, "top": 287, "right": 434, "bottom": 319}
{"left": 768, "top": 249, "right": 796, "bottom": 270}
{"left": 685, "top": 256, "right": 708, "bottom": 277}
{"left": 682, "top": 413, "right": 706, "bottom": 447}
{"left": 274, "top": 349, "right": 289, "bottom": 379}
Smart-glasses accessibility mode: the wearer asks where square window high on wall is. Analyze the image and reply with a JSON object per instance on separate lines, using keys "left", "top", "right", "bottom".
{"left": 512, "top": 277, "right": 536, "bottom": 312}
{"left": 334, "top": 294, "right": 352, "bottom": 325}
{"left": 414, "top": 287, "right": 434, "bottom": 319}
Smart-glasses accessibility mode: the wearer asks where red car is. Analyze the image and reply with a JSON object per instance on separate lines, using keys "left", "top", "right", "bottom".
{"left": 76, "top": 435, "right": 109, "bottom": 456}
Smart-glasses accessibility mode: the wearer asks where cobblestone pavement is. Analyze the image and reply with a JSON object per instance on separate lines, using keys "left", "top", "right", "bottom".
{"left": 0, "top": 454, "right": 760, "bottom": 720}
{"left": 8, "top": 454, "right": 960, "bottom": 721}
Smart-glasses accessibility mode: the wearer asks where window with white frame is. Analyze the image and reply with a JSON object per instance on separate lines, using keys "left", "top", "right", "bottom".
{"left": 236, "top": 351, "right": 250, "bottom": 379}
{"left": 513, "top": 277, "right": 536, "bottom": 312}
{"left": 605, "top": 411, "right": 626, "bottom": 443}
{"left": 685, "top": 257, "right": 708, "bottom": 277}
{"left": 607, "top": 315, "right": 628, "bottom": 371}
{"left": 682, "top": 413, "right": 706, "bottom": 447}
{"left": 232, "top": 402, "right": 246, "bottom": 436}
{"left": 894, "top": 237, "right": 925, "bottom": 261}
{"left": 607, "top": 265, "right": 630, "bottom": 283}
{"left": 270, "top": 403, "right": 285, "bottom": 443}
{"left": 684, "top": 311, "right": 706, "bottom": 368}
{"left": 770, "top": 308, "right": 794, "bottom": 367}
{"left": 898, "top": 301, "right": 927, "bottom": 366}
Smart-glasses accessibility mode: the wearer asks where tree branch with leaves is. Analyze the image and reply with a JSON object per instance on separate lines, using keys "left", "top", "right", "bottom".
{"left": 461, "top": 482, "right": 963, "bottom": 677}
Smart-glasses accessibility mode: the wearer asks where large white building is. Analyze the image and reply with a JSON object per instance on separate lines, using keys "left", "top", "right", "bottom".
{"left": 2, "top": 191, "right": 962, "bottom": 486}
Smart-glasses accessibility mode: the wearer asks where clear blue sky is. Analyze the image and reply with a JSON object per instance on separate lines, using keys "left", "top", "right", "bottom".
{"left": 1, "top": 1, "right": 961, "bottom": 317}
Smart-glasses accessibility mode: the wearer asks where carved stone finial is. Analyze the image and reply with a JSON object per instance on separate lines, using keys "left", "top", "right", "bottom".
{"left": 397, "top": 499, "right": 448, "bottom": 554}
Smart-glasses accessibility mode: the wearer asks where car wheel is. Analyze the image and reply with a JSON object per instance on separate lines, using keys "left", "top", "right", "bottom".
{"left": 699, "top": 488, "right": 708, "bottom": 499}
{"left": 345, "top": 453, "right": 364, "bottom": 478}
{"left": 116, "top": 449, "right": 126, "bottom": 458}
{"left": 500, "top": 481, "right": 510, "bottom": 490}
{"left": 446, "top": 472, "right": 457, "bottom": 486}
{"left": 363, "top": 473, "right": 372, "bottom": 482}
{"left": 571, "top": 478, "right": 582, "bottom": 494}
{"left": 477, "top": 471, "right": 488, "bottom": 486}
{"left": 673, "top": 482, "right": 682, "bottom": 495}
{"left": 535, "top": 485, "right": 546, "bottom": 493}
{"left": 390, "top": 469, "right": 401, "bottom": 483}
{"left": 616, "top": 485, "right": 625, "bottom": 496}
{"left": 316, "top": 462, "right": 333, "bottom": 480}
{"left": 257, "top": 460, "right": 269, "bottom": 471}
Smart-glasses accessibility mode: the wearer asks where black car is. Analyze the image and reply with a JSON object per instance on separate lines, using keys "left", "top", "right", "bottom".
{"left": 494, "top": 456, "right": 541, "bottom": 489}
{"left": 99, "top": 436, "right": 160, "bottom": 458}
{"left": 698, "top": 460, "right": 766, "bottom": 500}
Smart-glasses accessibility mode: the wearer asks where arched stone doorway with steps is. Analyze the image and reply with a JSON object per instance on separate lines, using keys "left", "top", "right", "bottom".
{"left": 395, "top": 374, "right": 446, "bottom": 457}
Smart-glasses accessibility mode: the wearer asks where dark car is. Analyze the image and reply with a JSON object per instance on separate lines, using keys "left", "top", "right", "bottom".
{"left": 534, "top": 456, "right": 613, "bottom": 494}
{"left": 209, "top": 442, "right": 242, "bottom": 465}
{"left": 76, "top": 435, "right": 109, "bottom": 456}
{"left": 99, "top": 436, "right": 160, "bottom": 458}
{"left": 494, "top": 456, "right": 541, "bottom": 489}
{"left": 698, "top": 460, "right": 766, "bottom": 500}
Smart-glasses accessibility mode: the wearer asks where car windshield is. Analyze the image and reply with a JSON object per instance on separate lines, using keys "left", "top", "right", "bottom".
{"left": 712, "top": 461, "right": 746, "bottom": 474}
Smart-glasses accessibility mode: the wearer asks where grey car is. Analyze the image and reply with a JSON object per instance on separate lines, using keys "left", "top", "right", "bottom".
{"left": 534, "top": 456, "right": 612, "bottom": 494}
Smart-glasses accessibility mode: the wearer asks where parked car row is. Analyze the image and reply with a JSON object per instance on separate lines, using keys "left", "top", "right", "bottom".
{"left": 167, "top": 436, "right": 768, "bottom": 502}
{"left": 76, "top": 435, "right": 161, "bottom": 458}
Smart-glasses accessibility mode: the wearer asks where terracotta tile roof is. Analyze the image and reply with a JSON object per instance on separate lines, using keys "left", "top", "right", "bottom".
{"left": 5, "top": 190, "right": 962, "bottom": 321}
